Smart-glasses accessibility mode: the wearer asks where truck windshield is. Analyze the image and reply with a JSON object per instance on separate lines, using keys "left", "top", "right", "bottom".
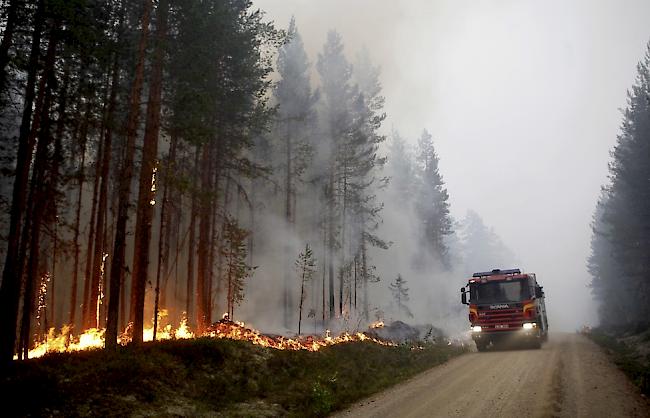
{"left": 470, "top": 280, "right": 528, "bottom": 304}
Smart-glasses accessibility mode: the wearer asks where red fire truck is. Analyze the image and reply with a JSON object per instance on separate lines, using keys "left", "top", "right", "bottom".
{"left": 461, "top": 268, "right": 548, "bottom": 351}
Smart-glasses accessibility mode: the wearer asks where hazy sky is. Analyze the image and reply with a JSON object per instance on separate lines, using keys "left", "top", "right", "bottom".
{"left": 254, "top": 0, "right": 650, "bottom": 330}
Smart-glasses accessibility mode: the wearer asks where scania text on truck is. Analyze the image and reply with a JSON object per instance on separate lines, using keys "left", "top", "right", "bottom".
{"left": 460, "top": 268, "right": 548, "bottom": 351}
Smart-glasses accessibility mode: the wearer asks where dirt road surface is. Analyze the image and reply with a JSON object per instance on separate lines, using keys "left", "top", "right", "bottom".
{"left": 335, "top": 333, "right": 649, "bottom": 418}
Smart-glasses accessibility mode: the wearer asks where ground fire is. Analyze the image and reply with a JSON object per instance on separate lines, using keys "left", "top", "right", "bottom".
{"left": 15, "top": 312, "right": 396, "bottom": 359}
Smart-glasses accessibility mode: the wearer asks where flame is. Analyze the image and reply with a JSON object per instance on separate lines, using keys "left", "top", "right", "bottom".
{"left": 204, "top": 319, "right": 396, "bottom": 352}
{"left": 149, "top": 163, "right": 158, "bottom": 205}
{"left": 36, "top": 273, "right": 51, "bottom": 327}
{"left": 175, "top": 317, "right": 194, "bottom": 339}
{"left": 370, "top": 321, "right": 385, "bottom": 329}
{"left": 16, "top": 315, "right": 395, "bottom": 359}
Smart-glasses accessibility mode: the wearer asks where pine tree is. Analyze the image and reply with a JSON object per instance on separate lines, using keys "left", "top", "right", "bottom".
{"left": 590, "top": 42, "right": 650, "bottom": 329}
{"left": 295, "top": 243, "right": 316, "bottom": 335}
{"left": 588, "top": 191, "right": 630, "bottom": 326}
{"left": 460, "top": 210, "right": 517, "bottom": 273}
{"left": 275, "top": 17, "right": 317, "bottom": 328}
{"left": 0, "top": 0, "right": 46, "bottom": 364}
{"left": 389, "top": 274, "right": 413, "bottom": 319}
{"left": 387, "top": 129, "right": 414, "bottom": 202}
{"left": 317, "top": 30, "right": 354, "bottom": 319}
{"left": 106, "top": 0, "right": 153, "bottom": 348}
{"left": 222, "top": 217, "right": 255, "bottom": 319}
{"left": 414, "top": 129, "right": 452, "bottom": 268}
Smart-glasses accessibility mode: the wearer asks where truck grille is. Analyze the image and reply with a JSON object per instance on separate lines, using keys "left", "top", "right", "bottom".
{"left": 476, "top": 307, "right": 525, "bottom": 331}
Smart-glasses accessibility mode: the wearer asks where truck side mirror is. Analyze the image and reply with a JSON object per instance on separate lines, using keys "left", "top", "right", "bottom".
{"left": 460, "top": 287, "right": 468, "bottom": 305}
{"left": 535, "top": 286, "right": 544, "bottom": 298}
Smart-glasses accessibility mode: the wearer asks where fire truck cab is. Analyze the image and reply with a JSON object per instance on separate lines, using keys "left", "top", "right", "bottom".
{"left": 461, "top": 268, "right": 548, "bottom": 351}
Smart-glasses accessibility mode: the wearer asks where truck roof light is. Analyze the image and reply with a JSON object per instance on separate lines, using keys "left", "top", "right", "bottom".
{"left": 472, "top": 268, "right": 521, "bottom": 278}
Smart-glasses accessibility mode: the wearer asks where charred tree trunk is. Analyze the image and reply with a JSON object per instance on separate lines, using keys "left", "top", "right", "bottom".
{"left": 186, "top": 147, "right": 200, "bottom": 327}
{"left": 88, "top": 57, "right": 119, "bottom": 332}
{"left": 69, "top": 133, "right": 87, "bottom": 327}
{"left": 49, "top": 66, "right": 67, "bottom": 328}
{"left": 208, "top": 173, "right": 220, "bottom": 320}
{"left": 159, "top": 133, "right": 178, "bottom": 311}
{"left": 196, "top": 143, "right": 213, "bottom": 333}
{"left": 130, "top": 0, "right": 167, "bottom": 345}
{"left": 0, "top": 0, "right": 46, "bottom": 363}
{"left": 19, "top": 55, "right": 57, "bottom": 358}
{"left": 105, "top": 0, "right": 152, "bottom": 349}
{"left": 81, "top": 112, "right": 101, "bottom": 328}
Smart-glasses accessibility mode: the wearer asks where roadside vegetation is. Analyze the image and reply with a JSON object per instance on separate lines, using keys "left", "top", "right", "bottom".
{"left": 588, "top": 327, "right": 650, "bottom": 396}
{"left": 1, "top": 338, "right": 466, "bottom": 417}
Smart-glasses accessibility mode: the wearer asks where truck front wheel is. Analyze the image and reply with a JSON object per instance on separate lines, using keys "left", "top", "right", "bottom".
{"left": 476, "top": 340, "right": 488, "bottom": 352}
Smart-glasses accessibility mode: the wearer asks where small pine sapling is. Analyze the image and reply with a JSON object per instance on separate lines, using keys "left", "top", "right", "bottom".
{"left": 389, "top": 274, "right": 413, "bottom": 319}
{"left": 295, "top": 243, "right": 316, "bottom": 334}
{"left": 222, "top": 217, "right": 256, "bottom": 319}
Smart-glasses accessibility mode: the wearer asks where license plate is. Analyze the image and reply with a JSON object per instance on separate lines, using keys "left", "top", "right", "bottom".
{"left": 495, "top": 324, "right": 509, "bottom": 329}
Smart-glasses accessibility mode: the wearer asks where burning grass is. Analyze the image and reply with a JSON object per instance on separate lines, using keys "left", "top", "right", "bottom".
{"left": 2, "top": 331, "right": 465, "bottom": 417}
{"left": 17, "top": 314, "right": 394, "bottom": 360}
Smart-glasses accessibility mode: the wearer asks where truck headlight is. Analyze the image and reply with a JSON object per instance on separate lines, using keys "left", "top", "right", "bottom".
{"left": 472, "top": 326, "right": 482, "bottom": 332}
{"left": 522, "top": 322, "right": 536, "bottom": 330}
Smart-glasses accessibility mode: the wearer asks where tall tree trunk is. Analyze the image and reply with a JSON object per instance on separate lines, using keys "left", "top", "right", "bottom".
{"left": 81, "top": 111, "right": 101, "bottom": 329}
{"left": 361, "top": 232, "right": 369, "bottom": 321}
{"left": 19, "top": 57, "right": 56, "bottom": 358}
{"left": 327, "top": 172, "right": 335, "bottom": 319}
{"left": 152, "top": 159, "right": 169, "bottom": 340}
{"left": 69, "top": 134, "right": 87, "bottom": 327}
{"left": 130, "top": 0, "right": 167, "bottom": 345}
{"left": 196, "top": 143, "right": 213, "bottom": 334}
{"left": 322, "top": 228, "right": 326, "bottom": 327}
{"left": 0, "top": 0, "right": 46, "bottom": 363}
{"left": 340, "top": 167, "right": 347, "bottom": 316}
{"left": 159, "top": 133, "right": 178, "bottom": 312}
{"left": 283, "top": 122, "right": 293, "bottom": 328}
{"left": 106, "top": 0, "right": 152, "bottom": 349}
{"left": 49, "top": 67, "right": 67, "bottom": 328}
{"left": 208, "top": 172, "right": 220, "bottom": 321}
{"left": 87, "top": 55, "right": 120, "bottom": 331}
{"left": 186, "top": 147, "right": 200, "bottom": 327}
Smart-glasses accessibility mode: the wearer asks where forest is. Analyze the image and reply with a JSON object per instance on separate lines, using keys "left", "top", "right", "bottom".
{"left": 0, "top": 0, "right": 518, "bottom": 363}
{"left": 589, "top": 43, "right": 650, "bottom": 332}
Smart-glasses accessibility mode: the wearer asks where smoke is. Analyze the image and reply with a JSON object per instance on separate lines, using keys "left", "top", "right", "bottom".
{"left": 252, "top": 0, "right": 650, "bottom": 332}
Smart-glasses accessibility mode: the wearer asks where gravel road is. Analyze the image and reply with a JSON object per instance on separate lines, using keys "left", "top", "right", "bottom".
{"left": 335, "top": 333, "right": 649, "bottom": 418}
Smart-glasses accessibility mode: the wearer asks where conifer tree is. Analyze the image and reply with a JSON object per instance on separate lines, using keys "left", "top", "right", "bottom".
{"left": 414, "top": 129, "right": 452, "bottom": 268}
{"left": 222, "top": 217, "right": 255, "bottom": 319}
{"left": 589, "top": 42, "right": 650, "bottom": 328}
{"left": 295, "top": 243, "right": 316, "bottom": 335}
{"left": 317, "top": 30, "right": 354, "bottom": 319}
{"left": 389, "top": 274, "right": 413, "bottom": 318}
{"left": 275, "top": 17, "right": 317, "bottom": 328}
